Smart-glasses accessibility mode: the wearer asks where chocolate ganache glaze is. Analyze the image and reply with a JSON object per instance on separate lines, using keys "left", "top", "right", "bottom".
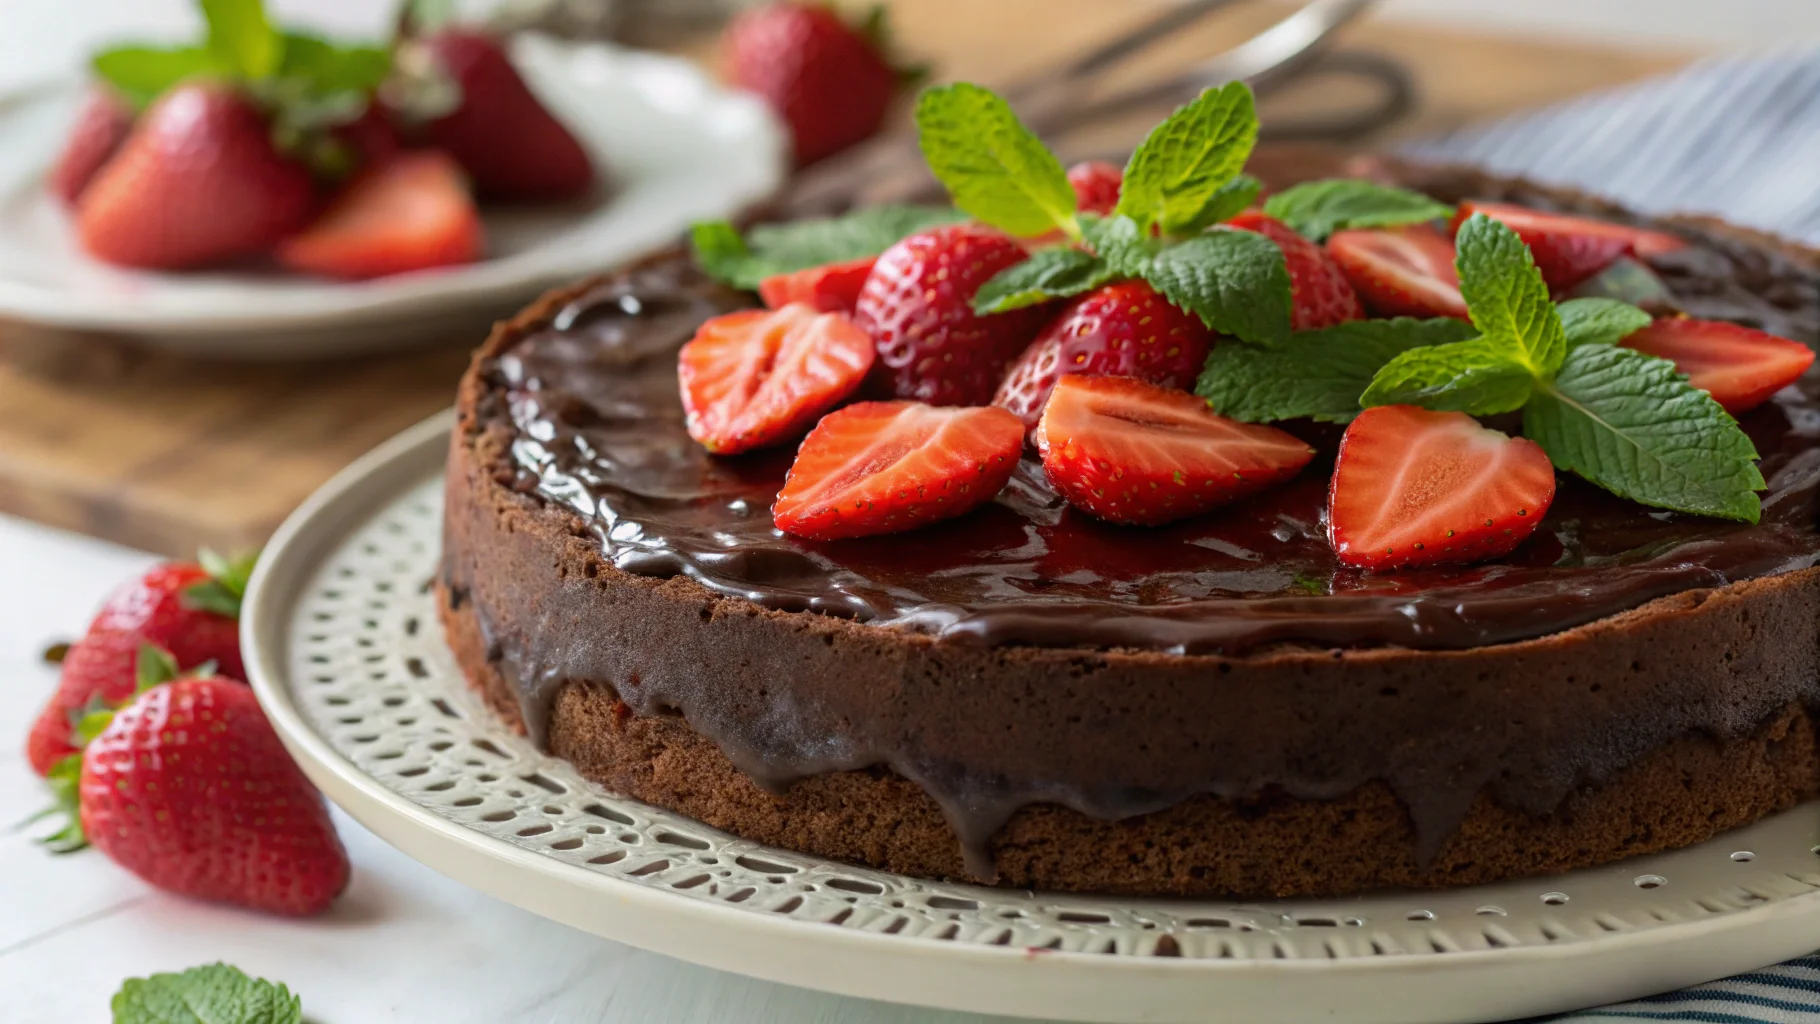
{"left": 454, "top": 162, "right": 1820, "bottom": 877}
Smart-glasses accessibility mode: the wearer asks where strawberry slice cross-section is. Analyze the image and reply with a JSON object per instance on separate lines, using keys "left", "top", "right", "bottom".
{"left": 1326, "top": 225, "right": 1468, "bottom": 320}
{"left": 1035, "top": 375, "right": 1315, "bottom": 526}
{"left": 1453, "top": 201, "right": 1689, "bottom": 291}
{"left": 679, "top": 303, "right": 876, "bottom": 455}
{"left": 1328, "top": 405, "right": 1557, "bottom": 571}
{"left": 1621, "top": 317, "right": 1815, "bottom": 414}
{"left": 774, "top": 401, "right": 1025, "bottom": 540}
{"left": 278, "top": 150, "right": 483, "bottom": 280}
{"left": 758, "top": 257, "right": 878, "bottom": 314}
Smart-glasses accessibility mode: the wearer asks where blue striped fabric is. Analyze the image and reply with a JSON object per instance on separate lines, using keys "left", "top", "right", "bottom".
{"left": 1405, "top": 50, "right": 1820, "bottom": 1024}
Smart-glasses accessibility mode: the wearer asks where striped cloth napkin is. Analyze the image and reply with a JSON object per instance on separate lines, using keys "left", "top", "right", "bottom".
{"left": 1404, "top": 49, "right": 1820, "bottom": 1024}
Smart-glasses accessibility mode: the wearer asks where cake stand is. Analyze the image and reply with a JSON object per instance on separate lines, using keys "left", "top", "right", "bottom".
{"left": 243, "top": 412, "right": 1820, "bottom": 1024}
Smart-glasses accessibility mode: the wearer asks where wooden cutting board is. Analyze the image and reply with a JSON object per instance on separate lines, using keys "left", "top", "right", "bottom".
{"left": 0, "top": 1, "right": 1692, "bottom": 556}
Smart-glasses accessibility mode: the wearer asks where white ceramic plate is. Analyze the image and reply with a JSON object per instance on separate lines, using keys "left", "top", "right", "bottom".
{"left": 242, "top": 412, "right": 1820, "bottom": 1024}
{"left": 0, "top": 36, "right": 785, "bottom": 359}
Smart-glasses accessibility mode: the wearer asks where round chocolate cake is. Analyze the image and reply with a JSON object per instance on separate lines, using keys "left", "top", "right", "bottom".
{"left": 440, "top": 152, "right": 1820, "bottom": 899}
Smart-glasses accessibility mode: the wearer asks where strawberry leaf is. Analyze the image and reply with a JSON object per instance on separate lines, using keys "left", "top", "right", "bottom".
{"left": 914, "top": 83, "right": 1077, "bottom": 239}
{"left": 1116, "top": 82, "right": 1258, "bottom": 236}
{"left": 1262, "top": 180, "right": 1453, "bottom": 242}
{"left": 1140, "top": 227, "right": 1291, "bottom": 346}
{"left": 201, "top": 0, "right": 282, "bottom": 80}
{"left": 136, "top": 645, "right": 183, "bottom": 692}
{"left": 36, "top": 752, "right": 88, "bottom": 854}
{"left": 112, "top": 963, "right": 303, "bottom": 1024}
{"left": 1198, "top": 317, "right": 1477, "bottom": 423}
{"left": 972, "top": 248, "right": 1115, "bottom": 314}
{"left": 91, "top": 46, "right": 222, "bottom": 108}
{"left": 691, "top": 206, "right": 964, "bottom": 290}
{"left": 1361, "top": 337, "right": 1535, "bottom": 415}
{"left": 1455, "top": 213, "right": 1566, "bottom": 378}
{"left": 1558, "top": 297, "right": 1653, "bottom": 350}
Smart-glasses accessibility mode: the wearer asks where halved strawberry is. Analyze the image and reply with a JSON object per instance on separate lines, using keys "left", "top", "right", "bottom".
{"left": 773, "top": 401, "right": 1023, "bottom": 539}
{"left": 680, "top": 303, "right": 875, "bottom": 455}
{"left": 1328, "top": 405, "right": 1556, "bottom": 571}
{"left": 277, "top": 150, "right": 482, "bottom": 280}
{"left": 1454, "top": 201, "right": 1687, "bottom": 292}
{"left": 757, "top": 256, "right": 876, "bottom": 314}
{"left": 993, "top": 279, "right": 1213, "bottom": 431}
{"left": 1231, "top": 211, "right": 1363, "bottom": 330}
{"left": 1035, "top": 375, "right": 1314, "bottom": 526}
{"left": 1621, "top": 317, "right": 1815, "bottom": 414}
{"left": 1067, "top": 160, "right": 1123, "bottom": 216}
{"left": 1327, "top": 226, "right": 1467, "bottom": 320}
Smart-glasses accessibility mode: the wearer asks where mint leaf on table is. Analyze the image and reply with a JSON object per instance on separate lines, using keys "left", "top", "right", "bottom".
{"left": 1360, "top": 338, "right": 1536, "bottom": 415}
{"left": 973, "top": 248, "right": 1115, "bottom": 313}
{"left": 1174, "top": 173, "right": 1263, "bottom": 235}
{"left": 1143, "top": 228, "right": 1291, "bottom": 346}
{"left": 1198, "top": 317, "right": 1476, "bottom": 423}
{"left": 113, "top": 964, "right": 302, "bottom": 1024}
{"left": 1262, "top": 179, "right": 1453, "bottom": 242}
{"left": 201, "top": 0, "right": 282, "bottom": 80}
{"left": 1455, "top": 213, "right": 1566, "bottom": 377}
{"left": 691, "top": 205, "right": 965, "bottom": 289}
{"left": 1558, "top": 297, "right": 1653, "bottom": 349}
{"left": 1525, "top": 344, "right": 1765, "bottom": 522}
{"left": 1115, "top": 81, "right": 1258, "bottom": 236}
{"left": 915, "top": 82, "right": 1078, "bottom": 239}
{"left": 91, "top": 47, "right": 222, "bottom": 107}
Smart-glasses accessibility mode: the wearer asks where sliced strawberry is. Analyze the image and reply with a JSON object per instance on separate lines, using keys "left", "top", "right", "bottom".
{"left": 1328, "top": 405, "right": 1556, "bottom": 571}
{"left": 1621, "top": 317, "right": 1815, "bottom": 414}
{"left": 680, "top": 303, "right": 875, "bottom": 455}
{"left": 1454, "top": 201, "right": 1687, "bottom": 291}
{"left": 277, "top": 151, "right": 483, "bottom": 280}
{"left": 1327, "top": 226, "right": 1468, "bottom": 320}
{"left": 1231, "top": 211, "right": 1363, "bottom": 330}
{"left": 855, "top": 223, "right": 1050, "bottom": 406}
{"left": 993, "top": 279, "right": 1212, "bottom": 432}
{"left": 773, "top": 401, "right": 1023, "bottom": 539}
{"left": 1067, "top": 160, "right": 1123, "bottom": 216}
{"left": 757, "top": 256, "right": 876, "bottom": 314}
{"left": 1035, "top": 375, "right": 1314, "bottom": 526}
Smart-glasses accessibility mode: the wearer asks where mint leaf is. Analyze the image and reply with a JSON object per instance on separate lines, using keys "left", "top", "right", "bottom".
{"left": 1559, "top": 298, "right": 1653, "bottom": 349}
{"left": 113, "top": 963, "right": 302, "bottom": 1024}
{"left": 1078, "top": 213, "right": 1155, "bottom": 278}
{"left": 201, "top": 0, "right": 282, "bottom": 80}
{"left": 1142, "top": 227, "right": 1290, "bottom": 346}
{"left": 1262, "top": 180, "right": 1453, "bottom": 242}
{"left": 1454, "top": 213, "right": 1566, "bottom": 377}
{"left": 1198, "top": 317, "right": 1477, "bottom": 423}
{"left": 1116, "top": 82, "right": 1258, "bottom": 236}
{"left": 1525, "top": 344, "right": 1764, "bottom": 522}
{"left": 691, "top": 206, "right": 965, "bottom": 290}
{"left": 91, "top": 46, "right": 221, "bottom": 106}
{"left": 973, "top": 248, "right": 1114, "bottom": 314}
{"left": 915, "top": 83, "right": 1076, "bottom": 239}
{"left": 1176, "top": 174, "right": 1263, "bottom": 234}
{"left": 1565, "top": 257, "right": 1680, "bottom": 314}
{"left": 1361, "top": 337, "right": 1535, "bottom": 415}
{"left": 277, "top": 32, "right": 389, "bottom": 95}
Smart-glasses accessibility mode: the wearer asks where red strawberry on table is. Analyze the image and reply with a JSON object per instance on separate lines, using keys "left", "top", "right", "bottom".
{"left": 1328, "top": 405, "right": 1556, "bottom": 571}
{"left": 1230, "top": 211, "right": 1364, "bottom": 331}
{"left": 49, "top": 89, "right": 133, "bottom": 208}
{"left": 758, "top": 256, "right": 877, "bottom": 314}
{"left": 75, "top": 84, "right": 316, "bottom": 270}
{"left": 773, "top": 401, "right": 1023, "bottom": 540}
{"left": 1036, "top": 375, "right": 1314, "bottom": 526}
{"left": 26, "top": 553, "right": 252, "bottom": 776}
{"left": 724, "top": 2, "right": 903, "bottom": 166}
{"left": 1067, "top": 160, "right": 1123, "bottom": 216}
{"left": 1453, "top": 201, "right": 1688, "bottom": 291}
{"left": 681, "top": 303, "right": 876, "bottom": 454}
{"left": 855, "top": 223, "right": 1050, "bottom": 405}
{"left": 1327, "top": 225, "right": 1469, "bottom": 320}
{"left": 77, "top": 671, "right": 349, "bottom": 916}
{"left": 278, "top": 150, "right": 483, "bottom": 280}
{"left": 1621, "top": 317, "right": 1815, "bottom": 414}
{"left": 993, "top": 279, "right": 1213, "bottom": 431}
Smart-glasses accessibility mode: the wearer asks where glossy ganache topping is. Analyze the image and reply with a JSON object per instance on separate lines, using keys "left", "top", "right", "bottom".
{"left": 491, "top": 182, "right": 1820, "bottom": 656}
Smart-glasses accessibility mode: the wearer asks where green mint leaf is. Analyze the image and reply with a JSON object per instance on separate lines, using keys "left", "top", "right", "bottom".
{"left": 1116, "top": 81, "right": 1258, "bottom": 236}
{"left": 277, "top": 32, "right": 390, "bottom": 95}
{"left": 1175, "top": 174, "right": 1263, "bottom": 235}
{"left": 1078, "top": 213, "right": 1155, "bottom": 278}
{"left": 1559, "top": 298, "right": 1653, "bottom": 350}
{"left": 112, "top": 963, "right": 303, "bottom": 1024}
{"left": 1261, "top": 179, "right": 1453, "bottom": 242}
{"left": 1565, "top": 256, "right": 1681, "bottom": 314}
{"left": 1197, "top": 317, "right": 1477, "bottom": 423}
{"left": 1141, "top": 227, "right": 1290, "bottom": 346}
{"left": 972, "top": 248, "right": 1114, "bottom": 314}
{"left": 914, "top": 82, "right": 1076, "bottom": 238}
{"left": 1524, "top": 344, "right": 1764, "bottom": 522}
{"left": 1361, "top": 337, "right": 1535, "bottom": 415}
{"left": 690, "top": 206, "right": 965, "bottom": 290}
{"left": 91, "top": 46, "right": 221, "bottom": 107}
{"left": 201, "top": 0, "right": 282, "bottom": 80}
{"left": 1454, "top": 213, "right": 1566, "bottom": 377}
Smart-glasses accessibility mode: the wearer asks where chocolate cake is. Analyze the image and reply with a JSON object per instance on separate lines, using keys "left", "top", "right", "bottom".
{"left": 439, "top": 151, "right": 1820, "bottom": 899}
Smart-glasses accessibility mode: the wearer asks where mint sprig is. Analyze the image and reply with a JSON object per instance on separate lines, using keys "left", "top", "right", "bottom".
{"left": 1359, "top": 337, "right": 1534, "bottom": 415}
{"left": 914, "top": 83, "right": 1078, "bottom": 239}
{"left": 1263, "top": 180, "right": 1453, "bottom": 242}
{"left": 692, "top": 205, "right": 966, "bottom": 290}
{"left": 1116, "top": 82, "right": 1258, "bottom": 237}
{"left": 1455, "top": 214, "right": 1566, "bottom": 376}
{"left": 972, "top": 248, "right": 1115, "bottom": 314}
{"left": 1198, "top": 317, "right": 1476, "bottom": 423}
{"left": 1145, "top": 229, "right": 1292, "bottom": 346}
{"left": 1559, "top": 297, "right": 1654, "bottom": 349}
{"left": 113, "top": 963, "right": 302, "bottom": 1024}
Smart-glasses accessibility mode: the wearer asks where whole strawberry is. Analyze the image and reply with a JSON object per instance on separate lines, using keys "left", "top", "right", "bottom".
{"left": 1229, "top": 211, "right": 1363, "bottom": 331}
{"left": 49, "top": 89, "right": 133, "bottom": 208}
{"left": 1066, "top": 161, "right": 1123, "bottom": 216}
{"left": 27, "top": 553, "right": 253, "bottom": 776}
{"left": 79, "top": 675, "right": 349, "bottom": 916}
{"left": 76, "top": 83, "right": 316, "bottom": 269}
{"left": 994, "top": 279, "right": 1212, "bottom": 431}
{"left": 725, "top": 2, "right": 906, "bottom": 166}
{"left": 855, "top": 223, "right": 1049, "bottom": 405}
